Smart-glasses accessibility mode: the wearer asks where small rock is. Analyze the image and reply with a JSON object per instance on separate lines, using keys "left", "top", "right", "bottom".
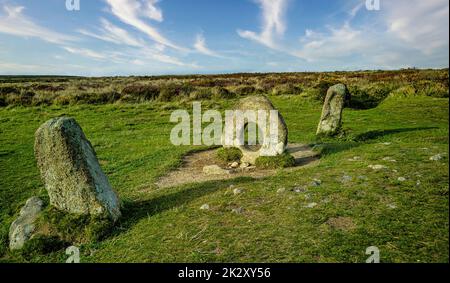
{"left": 277, "top": 188, "right": 286, "bottom": 194}
{"left": 230, "top": 162, "right": 239, "bottom": 168}
{"left": 348, "top": 156, "right": 361, "bottom": 161}
{"left": 357, "top": 175, "right": 368, "bottom": 181}
{"left": 304, "top": 202, "right": 318, "bottom": 208}
{"left": 430, "top": 154, "right": 443, "bottom": 161}
{"left": 203, "top": 165, "right": 232, "bottom": 175}
{"left": 239, "top": 162, "right": 250, "bottom": 168}
{"left": 341, "top": 175, "right": 353, "bottom": 183}
{"left": 416, "top": 180, "right": 421, "bottom": 186}
{"left": 293, "top": 186, "right": 308, "bottom": 193}
{"left": 200, "top": 204, "right": 210, "bottom": 210}
{"left": 368, "top": 164, "right": 388, "bottom": 170}
{"left": 387, "top": 203, "right": 397, "bottom": 209}
{"left": 233, "top": 188, "right": 243, "bottom": 195}
{"left": 381, "top": 142, "right": 392, "bottom": 145}
{"left": 392, "top": 169, "right": 398, "bottom": 173}
{"left": 311, "top": 179, "right": 322, "bottom": 187}
{"left": 231, "top": 207, "right": 244, "bottom": 214}
{"left": 9, "top": 197, "right": 44, "bottom": 250}
{"left": 382, "top": 157, "right": 397, "bottom": 162}
{"left": 243, "top": 166, "right": 256, "bottom": 172}
{"left": 397, "top": 177, "right": 406, "bottom": 182}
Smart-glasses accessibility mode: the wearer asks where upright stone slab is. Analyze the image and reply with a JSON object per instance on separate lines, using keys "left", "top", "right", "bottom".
{"left": 34, "top": 117, "right": 121, "bottom": 221}
{"left": 316, "top": 84, "right": 350, "bottom": 136}
{"left": 9, "top": 197, "right": 44, "bottom": 250}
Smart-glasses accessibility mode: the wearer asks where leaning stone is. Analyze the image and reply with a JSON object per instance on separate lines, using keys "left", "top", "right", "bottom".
{"left": 9, "top": 197, "right": 44, "bottom": 250}
{"left": 316, "top": 84, "right": 350, "bottom": 136}
{"left": 34, "top": 117, "right": 121, "bottom": 221}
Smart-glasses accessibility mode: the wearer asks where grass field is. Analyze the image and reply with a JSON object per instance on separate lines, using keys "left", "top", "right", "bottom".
{"left": 0, "top": 71, "right": 448, "bottom": 263}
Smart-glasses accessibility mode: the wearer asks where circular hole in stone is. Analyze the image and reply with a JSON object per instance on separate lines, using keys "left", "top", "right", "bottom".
{"left": 243, "top": 122, "right": 262, "bottom": 152}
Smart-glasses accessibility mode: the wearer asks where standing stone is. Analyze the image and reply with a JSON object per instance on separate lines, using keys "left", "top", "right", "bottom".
{"left": 316, "top": 84, "right": 350, "bottom": 136}
{"left": 9, "top": 197, "right": 44, "bottom": 250}
{"left": 34, "top": 117, "right": 121, "bottom": 221}
{"left": 222, "top": 96, "right": 288, "bottom": 164}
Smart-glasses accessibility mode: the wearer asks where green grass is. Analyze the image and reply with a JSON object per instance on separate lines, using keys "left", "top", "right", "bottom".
{"left": 0, "top": 95, "right": 448, "bottom": 263}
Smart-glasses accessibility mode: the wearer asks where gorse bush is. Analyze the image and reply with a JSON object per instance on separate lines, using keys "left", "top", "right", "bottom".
{"left": 217, "top": 147, "right": 243, "bottom": 163}
{"left": 255, "top": 153, "right": 296, "bottom": 169}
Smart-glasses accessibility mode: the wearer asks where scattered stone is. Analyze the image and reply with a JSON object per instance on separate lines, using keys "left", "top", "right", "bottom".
{"left": 9, "top": 197, "right": 44, "bottom": 250}
{"left": 430, "top": 154, "right": 443, "bottom": 161}
{"left": 316, "top": 84, "right": 350, "bottom": 136}
{"left": 416, "top": 180, "right": 421, "bottom": 186}
{"left": 326, "top": 217, "right": 356, "bottom": 231}
{"left": 233, "top": 188, "right": 243, "bottom": 195}
{"left": 34, "top": 117, "right": 121, "bottom": 221}
{"left": 242, "top": 165, "right": 256, "bottom": 172}
{"left": 231, "top": 207, "right": 244, "bottom": 214}
{"left": 382, "top": 157, "right": 397, "bottom": 162}
{"left": 293, "top": 186, "right": 308, "bottom": 193}
{"left": 381, "top": 142, "right": 392, "bottom": 146}
{"left": 357, "top": 175, "right": 368, "bottom": 181}
{"left": 203, "top": 165, "right": 232, "bottom": 175}
{"left": 392, "top": 169, "right": 398, "bottom": 173}
{"left": 239, "top": 162, "right": 250, "bottom": 168}
{"left": 277, "top": 187, "right": 286, "bottom": 194}
{"left": 341, "top": 175, "right": 353, "bottom": 183}
{"left": 310, "top": 179, "right": 322, "bottom": 187}
{"left": 230, "top": 162, "right": 239, "bottom": 168}
{"left": 304, "top": 202, "right": 318, "bottom": 208}
{"left": 348, "top": 156, "right": 361, "bottom": 161}
{"left": 397, "top": 177, "right": 406, "bottom": 182}
{"left": 387, "top": 203, "right": 397, "bottom": 209}
{"left": 200, "top": 204, "right": 210, "bottom": 210}
{"left": 368, "top": 164, "right": 388, "bottom": 170}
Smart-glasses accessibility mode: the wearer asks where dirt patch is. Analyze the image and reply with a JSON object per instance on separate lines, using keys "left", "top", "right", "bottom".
{"left": 326, "top": 217, "right": 356, "bottom": 231}
{"left": 156, "top": 143, "right": 319, "bottom": 188}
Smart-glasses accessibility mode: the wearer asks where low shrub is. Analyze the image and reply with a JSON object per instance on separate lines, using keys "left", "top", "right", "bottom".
{"left": 121, "top": 84, "right": 160, "bottom": 102}
{"left": 255, "top": 153, "right": 296, "bottom": 169}
{"left": 37, "top": 207, "right": 114, "bottom": 245}
{"left": 271, "top": 83, "right": 303, "bottom": 96}
{"left": 230, "top": 85, "right": 257, "bottom": 96}
{"left": 216, "top": 147, "right": 243, "bottom": 163}
{"left": 19, "top": 235, "right": 67, "bottom": 260}
{"left": 211, "top": 86, "right": 235, "bottom": 99}
{"left": 190, "top": 88, "right": 212, "bottom": 100}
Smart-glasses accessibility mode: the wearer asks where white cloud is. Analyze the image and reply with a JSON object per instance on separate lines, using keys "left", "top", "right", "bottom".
{"left": 0, "top": 5, "right": 77, "bottom": 44}
{"left": 78, "top": 18, "right": 145, "bottom": 47}
{"left": 63, "top": 46, "right": 107, "bottom": 60}
{"left": 194, "top": 34, "right": 223, "bottom": 58}
{"left": 293, "top": 24, "right": 373, "bottom": 62}
{"left": 105, "top": 0, "right": 184, "bottom": 50}
{"left": 384, "top": 0, "right": 449, "bottom": 55}
{"left": 237, "top": 0, "right": 288, "bottom": 49}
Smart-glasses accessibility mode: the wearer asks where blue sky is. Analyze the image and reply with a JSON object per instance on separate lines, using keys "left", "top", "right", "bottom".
{"left": 0, "top": 0, "right": 448, "bottom": 76}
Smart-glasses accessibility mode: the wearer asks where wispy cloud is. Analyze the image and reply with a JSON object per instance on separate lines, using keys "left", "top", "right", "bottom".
{"left": 105, "top": 0, "right": 184, "bottom": 50}
{"left": 194, "top": 33, "right": 223, "bottom": 58}
{"left": 237, "top": 0, "right": 288, "bottom": 49}
{"left": 78, "top": 18, "right": 145, "bottom": 47}
{"left": 0, "top": 5, "right": 77, "bottom": 44}
{"left": 63, "top": 46, "right": 107, "bottom": 60}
